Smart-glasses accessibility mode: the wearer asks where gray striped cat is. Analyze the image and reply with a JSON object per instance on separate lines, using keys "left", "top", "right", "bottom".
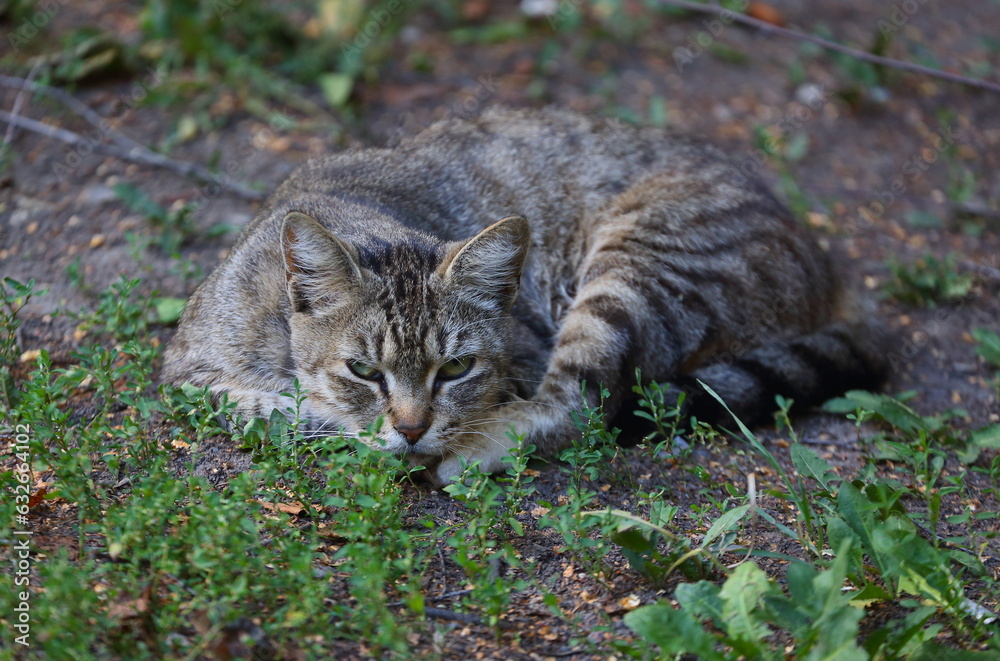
{"left": 163, "top": 107, "right": 888, "bottom": 484}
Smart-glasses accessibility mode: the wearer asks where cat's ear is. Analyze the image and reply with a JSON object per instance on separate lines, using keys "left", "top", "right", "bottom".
{"left": 281, "top": 211, "right": 363, "bottom": 314}
{"left": 440, "top": 216, "right": 530, "bottom": 312}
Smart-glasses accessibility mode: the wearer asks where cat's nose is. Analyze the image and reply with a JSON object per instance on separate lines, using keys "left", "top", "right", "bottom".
{"left": 395, "top": 422, "right": 429, "bottom": 445}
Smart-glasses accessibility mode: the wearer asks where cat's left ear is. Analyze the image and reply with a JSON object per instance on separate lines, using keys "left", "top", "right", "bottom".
{"left": 440, "top": 216, "right": 530, "bottom": 312}
{"left": 281, "top": 211, "right": 364, "bottom": 314}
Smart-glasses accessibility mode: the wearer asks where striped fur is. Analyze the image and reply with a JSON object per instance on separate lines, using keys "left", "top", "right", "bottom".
{"left": 162, "top": 107, "right": 889, "bottom": 484}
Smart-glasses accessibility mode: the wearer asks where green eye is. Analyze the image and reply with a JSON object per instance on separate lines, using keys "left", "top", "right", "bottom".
{"left": 347, "top": 360, "right": 383, "bottom": 381}
{"left": 437, "top": 356, "right": 475, "bottom": 381}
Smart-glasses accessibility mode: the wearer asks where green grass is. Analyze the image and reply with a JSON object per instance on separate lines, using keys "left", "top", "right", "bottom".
{"left": 2, "top": 278, "right": 998, "bottom": 659}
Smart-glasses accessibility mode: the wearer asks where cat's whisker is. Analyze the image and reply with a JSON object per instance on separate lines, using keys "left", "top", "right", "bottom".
{"left": 450, "top": 429, "right": 515, "bottom": 450}
{"left": 503, "top": 376, "right": 544, "bottom": 384}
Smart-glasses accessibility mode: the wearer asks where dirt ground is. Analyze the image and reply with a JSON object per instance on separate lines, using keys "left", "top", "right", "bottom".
{"left": 1, "top": 0, "right": 999, "bottom": 659}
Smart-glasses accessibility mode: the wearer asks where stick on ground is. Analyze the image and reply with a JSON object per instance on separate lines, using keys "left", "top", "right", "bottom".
{"left": 655, "top": 0, "right": 1000, "bottom": 95}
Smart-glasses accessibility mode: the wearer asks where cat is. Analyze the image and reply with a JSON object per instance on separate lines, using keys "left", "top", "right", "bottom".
{"left": 162, "top": 106, "right": 890, "bottom": 485}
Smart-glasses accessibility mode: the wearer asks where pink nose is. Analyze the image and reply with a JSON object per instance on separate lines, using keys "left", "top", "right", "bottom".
{"left": 395, "top": 422, "right": 429, "bottom": 445}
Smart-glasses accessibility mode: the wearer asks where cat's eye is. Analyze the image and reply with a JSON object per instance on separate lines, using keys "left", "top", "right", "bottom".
{"left": 437, "top": 356, "right": 475, "bottom": 381}
{"left": 347, "top": 360, "right": 383, "bottom": 381}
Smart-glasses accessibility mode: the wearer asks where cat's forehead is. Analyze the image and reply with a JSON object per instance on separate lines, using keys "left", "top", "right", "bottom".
{"left": 349, "top": 283, "right": 495, "bottom": 363}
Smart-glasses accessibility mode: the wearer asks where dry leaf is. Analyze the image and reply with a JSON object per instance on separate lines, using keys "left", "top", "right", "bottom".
{"left": 746, "top": 2, "right": 786, "bottom": 26}
{"left": 28, "top": 485, "right": 47, "bottom": 508}
{"left": 19, "top": 349, "right": 41, "bottom": 363}
{"left": 257, "top": 500, "right": 305, "bottom": 516}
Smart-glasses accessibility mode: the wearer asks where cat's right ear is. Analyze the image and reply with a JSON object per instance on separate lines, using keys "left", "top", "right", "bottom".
{"left": 439, "top": 215, "right": 530, "bottom": 312}
{"left": 281, "top": 212, "right": 363, "bottom": 314}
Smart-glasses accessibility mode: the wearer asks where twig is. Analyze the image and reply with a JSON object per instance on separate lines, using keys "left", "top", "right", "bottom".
{"left": 2, "top": 65, "right": 41, "bottom": 147}
{"left": 0, "top": 74, "right": 148, "bottom": 156}
{"left": 0, "top": 109, "right": 264, "bottom": 200}
{"left": 657, "top": 0, "right": 1000, "bottom": 95}
{"left": 387, "top": 588, "right": 474, "bottom": 607}
{"left": 422, "top": 607, "right": 513, "bottom": 630}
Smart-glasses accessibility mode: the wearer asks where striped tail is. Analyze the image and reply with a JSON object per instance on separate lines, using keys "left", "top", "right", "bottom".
{"left": 670, "top": 319, "right": 892, "bottom": 428}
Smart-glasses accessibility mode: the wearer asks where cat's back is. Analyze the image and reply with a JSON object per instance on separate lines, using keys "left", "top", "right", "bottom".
{"left": 275, "top": 107, "right": 741, "bottom": 240}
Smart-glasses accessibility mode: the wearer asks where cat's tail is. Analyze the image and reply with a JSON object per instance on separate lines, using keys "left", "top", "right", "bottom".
{"left": 672, "top": 317, "right": 893, "bottom": 427}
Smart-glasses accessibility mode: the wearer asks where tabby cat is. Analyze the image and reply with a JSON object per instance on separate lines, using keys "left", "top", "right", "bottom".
{"left": 163, "top": 107, "right": 889, "bottom": 484}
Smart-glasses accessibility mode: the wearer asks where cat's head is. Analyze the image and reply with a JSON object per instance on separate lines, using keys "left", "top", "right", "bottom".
{"left": 280, "top": 211, "right": 530, "bottom": 458}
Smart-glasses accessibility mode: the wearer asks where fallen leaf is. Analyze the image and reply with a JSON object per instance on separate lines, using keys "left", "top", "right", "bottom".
{"left": 108, "top": 596, "right": 149, "bottom": 620}
{"left": 28, "top": 485, "right": 47, "bottom": 508}
{"left": 619, "top": 594, "right": 642, "bottom": 611}
{"left": 257, "top": 500, "right": 305, "bottom": 516}
{"left": 746, "top": 2, "right": 786, "bottom": 26}
{"left": 19, "top": 349, "right": 41, "bottom": 363}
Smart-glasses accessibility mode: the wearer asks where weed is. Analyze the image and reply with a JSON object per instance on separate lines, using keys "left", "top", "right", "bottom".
{"left": 883, "top": 252, "right": 975, "bottom": 306}
{"left": 752, "top": 125, "right": 814, "bottom": 219}
{"left": 4, "top": 273, "right": 998, "bottom": 657}
{"left": 0, "top": 277, "right": 39, "bottom": 412}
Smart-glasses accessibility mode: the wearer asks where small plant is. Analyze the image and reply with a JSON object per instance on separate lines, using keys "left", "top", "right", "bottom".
{"left": 752, "top": 125, "right": 813, "bottom": 219}
{"left": 883, "top": 252, "right": 975, "bottom": 306}
{"left": 445, "top": 457, "right": 527, "bottom": 632}
{"left": 0, "top": 277, "right": 39, "bottom": 413}
{"left": 114, "top": 183, "right": 207, "bottom": 255}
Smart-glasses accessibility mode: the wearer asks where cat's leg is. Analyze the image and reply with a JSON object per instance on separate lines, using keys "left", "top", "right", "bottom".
{"left": 208, "top": 385, "right": 320, "bottom": 432}
{"left": 434, "top": 249, "right": 691, "bottom": 482}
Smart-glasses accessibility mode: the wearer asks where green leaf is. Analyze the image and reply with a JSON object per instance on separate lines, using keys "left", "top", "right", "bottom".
{"left": 702, "top": 503, "right": 751, "bottom": 549}
{"left": 624, "top": 603, "right": 725, "bottom": 661}
{"left": 823, "top": 390, "right": 929, "bottom": 433}
{"left": 837, "top": 483, "right": 887, "bottom": 581}
{"left": 610, "top": 528, "right": 654, "bottom": 554}
{"left": 972, "top": 327, "right": 1000, "bottom": 369}
{"left": 785, "top": 561, "right": 820, "bottom": 608}
{"left": 719, "top": 562, "right": 775, "bottom": 653}
{"left": 784, "top": 132, "right": 810, "bottom": 162}
{"left": 904, "top": 210, "right": 944, "bottom": 229}
{"left": 791, "top": 443, "right": 839, "bottom": 493}
{"left": 909, "top": 642, "right": 1000, "bottom": 661}
{"left": 675, "top": 581, "right": 725, "bottom": 628}
{"left": 971, "top": 423, "right": 1000, "bottom": 449}
{"left": 154, "top": 297, "right": 186, "bottom": 324}
{"left": 318, "top": 72, "right": 354, "bottom": 108}
{"left": 956, "top": 424, "right": 1000, "bottom": 464}
{"left": 851, "top": 581, "right": 893, "bottom": 606}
